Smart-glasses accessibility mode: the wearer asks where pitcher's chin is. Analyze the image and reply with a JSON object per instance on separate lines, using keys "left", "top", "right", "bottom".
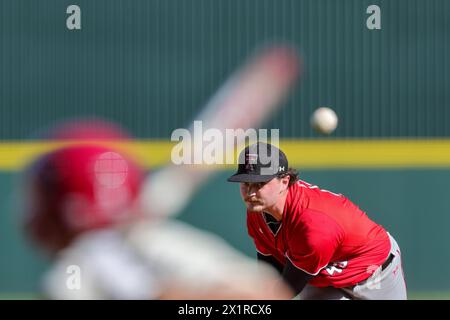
{"left": 246, "top": 203, "right": 264, "bottom": 213}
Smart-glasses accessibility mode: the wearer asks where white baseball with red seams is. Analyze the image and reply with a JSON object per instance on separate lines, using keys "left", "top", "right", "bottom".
{"left": 311, "top": 107, "right": 338, "bottom": 134}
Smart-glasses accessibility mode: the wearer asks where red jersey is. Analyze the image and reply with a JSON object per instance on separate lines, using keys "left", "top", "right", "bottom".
{"left": 247, "top": 180, "right": 391, "bottom": 288}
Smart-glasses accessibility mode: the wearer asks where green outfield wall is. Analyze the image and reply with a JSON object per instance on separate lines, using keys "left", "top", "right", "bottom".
{"left": 1, "top": 0, "right": 450, "bottom": 139}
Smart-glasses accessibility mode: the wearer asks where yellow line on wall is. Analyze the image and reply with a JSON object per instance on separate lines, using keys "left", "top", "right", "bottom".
{"left": 280, "top": 139, "right": 450, "bottom": 169}
{"left": 1, "top": 139, "right": 450, "bottom": 171}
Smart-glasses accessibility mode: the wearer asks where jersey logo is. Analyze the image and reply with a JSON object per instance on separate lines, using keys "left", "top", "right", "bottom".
{"left": 325, "top": 261, "right": 348, "bottom": 275}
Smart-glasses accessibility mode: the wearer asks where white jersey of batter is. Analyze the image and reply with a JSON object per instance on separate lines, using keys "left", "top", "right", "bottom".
{"left": 42, "top": 219, "right": 279, "bottom": 299}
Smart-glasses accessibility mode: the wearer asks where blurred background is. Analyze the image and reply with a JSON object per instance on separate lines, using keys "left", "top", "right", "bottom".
{"left": 1, "top": 0, "right": 450, "bottom": 299}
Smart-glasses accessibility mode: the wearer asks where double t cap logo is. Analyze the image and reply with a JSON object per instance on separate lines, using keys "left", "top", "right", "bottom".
{"left": 227, "top": 142, "right": 289, "bottom": 183}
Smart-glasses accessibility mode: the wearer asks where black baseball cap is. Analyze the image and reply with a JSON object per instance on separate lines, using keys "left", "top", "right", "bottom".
{"left": 227, "top": 142, "right": 288, "bottom": 183}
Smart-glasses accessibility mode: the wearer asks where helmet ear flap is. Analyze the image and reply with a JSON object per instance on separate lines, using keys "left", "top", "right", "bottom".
{"left": 23, "top": 187, "right": 75, "bottom": 254}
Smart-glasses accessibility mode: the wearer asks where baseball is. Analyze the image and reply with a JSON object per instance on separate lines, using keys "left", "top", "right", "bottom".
{"left": 310, "top": 107, "right": 338, "bottom": 135}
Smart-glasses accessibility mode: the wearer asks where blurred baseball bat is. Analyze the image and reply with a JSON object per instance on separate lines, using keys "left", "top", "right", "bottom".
{"left": 139, "top": 45, "right": 301, "bottom": 218}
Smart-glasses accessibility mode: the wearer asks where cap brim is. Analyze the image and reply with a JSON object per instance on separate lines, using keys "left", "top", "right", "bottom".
{"left": 227, "top": 173, "right": 276, "bottom": 183}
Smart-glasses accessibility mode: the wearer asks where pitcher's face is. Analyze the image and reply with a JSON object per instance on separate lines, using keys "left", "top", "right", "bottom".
{"left": 240, "top": 178, "right": 286, "bottom": 212}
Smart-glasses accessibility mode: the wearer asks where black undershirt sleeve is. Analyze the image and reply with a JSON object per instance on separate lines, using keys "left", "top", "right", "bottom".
{"left": 256, "top": 252, "right": 283, "bottom": 275}
{"left": 257, "top": 252, "right": 314, "bottom": 297}
{"left": 282, "top": 259, "right": 314, "bottom": 295}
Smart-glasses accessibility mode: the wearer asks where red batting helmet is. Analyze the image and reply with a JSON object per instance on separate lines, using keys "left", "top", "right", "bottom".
{"left": 23, "top": 144, "right": 144, "bottom": 253}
